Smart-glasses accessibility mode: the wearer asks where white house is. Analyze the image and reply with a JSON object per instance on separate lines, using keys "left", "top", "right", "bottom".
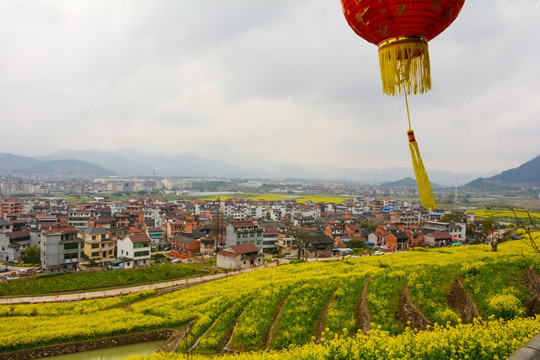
{"left": 117, "top": 233, "right": 152, "bottom": 269}
{"left": 216, "top": 243, "right": 263, "bottom": 269}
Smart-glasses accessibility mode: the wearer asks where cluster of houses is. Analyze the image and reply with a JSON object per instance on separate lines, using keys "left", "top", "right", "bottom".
{"left": 0, "top": 195, "right": 478, "bottom": 273}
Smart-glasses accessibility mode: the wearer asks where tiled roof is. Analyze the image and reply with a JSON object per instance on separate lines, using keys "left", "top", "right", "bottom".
{"left": 80, "top": 228, "right": 109, "bottom": 234}
{"left": 427, "top": 231, "right": 452, "bottom": 239}
{"left": 222, "top": 243, "right": 260, "bottom": 255}
{"left": 127, "top": 234, "right": 151, "bottom": 243}
{"left": 6, "top": 230, "right": 30, "bottom": 238}
{"left": 43, "top": 227, "right": 77, "bottom": 235}
{"left": 230, "top": 221, "right": 257, "bottom": 228}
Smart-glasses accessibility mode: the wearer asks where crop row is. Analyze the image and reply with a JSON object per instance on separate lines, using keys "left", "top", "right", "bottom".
{"left": 1, "top": 241, "right": 539, "bottom": 356}
{"left": 126, "top": 316, "right": 540, "bottom": 360}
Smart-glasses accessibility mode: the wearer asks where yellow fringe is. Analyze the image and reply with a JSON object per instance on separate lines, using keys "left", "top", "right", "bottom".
{"left": 378, "top": 37, "right": 431, "bottom": 97}
{"left": 407, "top": 130, "right": 437, "bottom": 212}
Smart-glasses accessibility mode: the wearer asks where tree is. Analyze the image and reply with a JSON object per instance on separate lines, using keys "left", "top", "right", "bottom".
{"left": 349, "top": 238, "right": 365, "bottom": 249}
{"left": 440, "top": 211, "right": 465, "bottom": 224}
{"left": 482, "top": 217, "right": 497, "bottom": 252}
{"left": 359, "top": 221, "right": 376, "bottom": 232}
{"left": 286, "top": 227, "right": 309, "bottom": 260}
{"left": 513, "top": 210, "right": 540, "bottom": 255}
{"left": 24, "top": 244, "right": 40, "bottom": 264}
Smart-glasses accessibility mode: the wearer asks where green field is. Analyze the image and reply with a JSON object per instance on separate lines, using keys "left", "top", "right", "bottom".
{"left": 0, "top": 263, "right": 206, "bottom": 296}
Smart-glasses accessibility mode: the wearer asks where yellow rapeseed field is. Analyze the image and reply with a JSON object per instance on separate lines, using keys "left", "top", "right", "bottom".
{"left": 2, "top": 241, "right": 540, "bottom": 359}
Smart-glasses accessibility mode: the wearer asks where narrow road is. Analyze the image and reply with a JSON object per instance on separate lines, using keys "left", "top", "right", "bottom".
{"left": 0, "top": 261, "right": 281, "bottom": 304}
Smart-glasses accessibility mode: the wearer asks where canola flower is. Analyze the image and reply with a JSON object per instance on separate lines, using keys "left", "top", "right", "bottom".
{"left": 1, "top": 241, "right": 540, "bottom": 357}
{"left": 126, "top": 317, "right": 540, "bottom": 360}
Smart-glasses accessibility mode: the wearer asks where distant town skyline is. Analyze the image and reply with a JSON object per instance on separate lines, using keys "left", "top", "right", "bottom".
{"left": 1, "top": 1, "right": 539, "bottom": 173}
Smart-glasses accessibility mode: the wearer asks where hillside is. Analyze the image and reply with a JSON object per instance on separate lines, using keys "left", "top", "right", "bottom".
{"left": 380, "top": 176, "right": 442, "bottom": 189}
{"left": 464, "top": 154, "right": 540, "bottom": 190}
{"left": 1, "top": 241, "right": 540, "bottom": 359}
{"left": 0, "top": 153, "right": 115, "bottom": 177}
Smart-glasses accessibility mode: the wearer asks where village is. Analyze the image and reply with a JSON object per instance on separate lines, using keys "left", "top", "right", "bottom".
{"left": 0, "top": 191, "right": 479, "bottom": 279}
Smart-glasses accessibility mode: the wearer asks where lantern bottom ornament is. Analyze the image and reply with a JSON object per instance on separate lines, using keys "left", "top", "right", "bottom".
{"left": 407, "top": 129, "right": 437, "bottom": 211}
{"left": 378, "top": 36, "right": 431, "bottom": 97}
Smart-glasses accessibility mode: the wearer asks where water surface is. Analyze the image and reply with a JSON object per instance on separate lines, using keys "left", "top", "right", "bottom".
{"left": 40, "top": 340, "right": 164, "bottom": 360}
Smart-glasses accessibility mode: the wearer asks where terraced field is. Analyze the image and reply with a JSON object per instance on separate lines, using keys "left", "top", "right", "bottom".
{"left": 2, "top": 238, "right": 540, "bottom": 359}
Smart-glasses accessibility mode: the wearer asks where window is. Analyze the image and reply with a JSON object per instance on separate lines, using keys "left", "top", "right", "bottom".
{"left": 91, "top": 244, "right": 99, "bottom": 249}
{"left": 91, "top": 252, "right": 99, "bottom": 257}
{"left": 64, "top": 243, "right": 78, "bottom": 250}
{"left": 134, "top": 251, "right": 149, "bottom": 257}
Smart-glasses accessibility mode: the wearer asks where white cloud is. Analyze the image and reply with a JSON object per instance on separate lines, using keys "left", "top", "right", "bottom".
{"left": 0, "top": 0, "right": 539, "bottom": 173}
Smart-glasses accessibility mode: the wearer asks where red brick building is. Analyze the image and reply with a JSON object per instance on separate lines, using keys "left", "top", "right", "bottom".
{"left": 0, "top": 200, "right": 23, "bottom": 218}
{"left": 170, "top": 234, "right": 200, "bottom": 258}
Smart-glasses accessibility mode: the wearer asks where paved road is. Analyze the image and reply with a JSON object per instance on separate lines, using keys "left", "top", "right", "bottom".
{"left": 0, "top": 261, "right": 281, "bottom": 304}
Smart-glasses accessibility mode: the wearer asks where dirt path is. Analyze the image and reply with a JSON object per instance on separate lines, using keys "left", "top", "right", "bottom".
{"left": 265, "top": 292, "right": 291, "bottom": 350}
{"left": 358, "top": 276, "right": 371, "bottom": 333}
{"left": 221, "top": 306, "right": 248, "bottom": 353}
{"left": 315, "top": 296, "right": 335, "bottom": 344}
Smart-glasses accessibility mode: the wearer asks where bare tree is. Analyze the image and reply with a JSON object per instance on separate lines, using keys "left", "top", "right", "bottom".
{"left": 286, "top": 227, "right": 308, "bottom": 260}
{"left": 482, "top": 216, "right": 498, "bottom": 252}
{"left": 513, "top": 210, "right": 540, "bottom": 254}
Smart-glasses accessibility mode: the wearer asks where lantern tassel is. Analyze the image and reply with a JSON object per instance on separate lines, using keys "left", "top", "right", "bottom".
{"left": 404, "top": 92, "right": 437, "bottom": 212}
{"left": 378, "top": 36, "right": 431, "bottom": 97}
{"left": 408, "top": 130, "right": 437, "bottom": 212}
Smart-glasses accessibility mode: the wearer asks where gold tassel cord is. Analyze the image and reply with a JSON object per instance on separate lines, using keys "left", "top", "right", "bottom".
{"left": 378, "top": 36, "right": 431, "bottom": 97}
{"left": 404, "top": 92, "right": 437, "bottom": 212}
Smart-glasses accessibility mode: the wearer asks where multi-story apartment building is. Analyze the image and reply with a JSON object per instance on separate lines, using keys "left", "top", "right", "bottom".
{"left": 423, "top": 220, "right": 466, "bottom": 240}
{"left": 225, "top": 221, "right": 264, "bottom": 249}
{"left": 40, "top": 227, "right": 83, "bottom": 272}
{"left": 390, "top": 209, "right": 422, "bottom": 230}
{"left": 68, "top": 207, "right": 95, "bottom": 229}
{"left": 0, "top": 200, "right": 23, "bottom": 218}
{"left": 79, "top": 228, "right": 115, "bottom": 260}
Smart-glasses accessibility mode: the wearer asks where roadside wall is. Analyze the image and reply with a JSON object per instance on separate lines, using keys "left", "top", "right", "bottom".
{"left": 0, "top": 329, "right": 175, "bottom": 360}
{"left": 447, "top": 276, "right": 481, "bottom": 323}
{"left": 399, "top": 285, "right": 432, "bottom": 331}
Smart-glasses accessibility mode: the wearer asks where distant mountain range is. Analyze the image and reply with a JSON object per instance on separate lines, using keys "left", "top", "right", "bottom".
{"left": 5, "top": 149, "right": 537, "bottom": 188}
{"left": 33, "top": 149, "right": 490, "bottom": 185}
{"left": 380, "top": 177, "right": 442, "bottom": 189}
{"left": 0, "top": 153, "right": 115, "bottom": 177}
{"left": 463, "top": 154, "right": 540, "bottom": 190}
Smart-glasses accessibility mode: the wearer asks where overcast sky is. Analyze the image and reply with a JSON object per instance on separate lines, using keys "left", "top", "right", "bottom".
{"left": 1, "top": 0, "right": 539, "bottom": 174}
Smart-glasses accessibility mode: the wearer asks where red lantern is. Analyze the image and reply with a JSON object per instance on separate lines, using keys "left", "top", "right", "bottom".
{"left": 341, "top": 0, "right": 465, "bottom": 96}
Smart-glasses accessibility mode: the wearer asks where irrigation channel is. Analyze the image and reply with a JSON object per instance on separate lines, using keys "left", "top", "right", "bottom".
{"left": 35, "top": 341, "right": 164, "bottom": 360}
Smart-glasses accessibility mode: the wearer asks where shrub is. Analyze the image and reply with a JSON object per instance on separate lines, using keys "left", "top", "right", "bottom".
{"left": 488, "top": 294, "right": 526, "bottom": 320}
